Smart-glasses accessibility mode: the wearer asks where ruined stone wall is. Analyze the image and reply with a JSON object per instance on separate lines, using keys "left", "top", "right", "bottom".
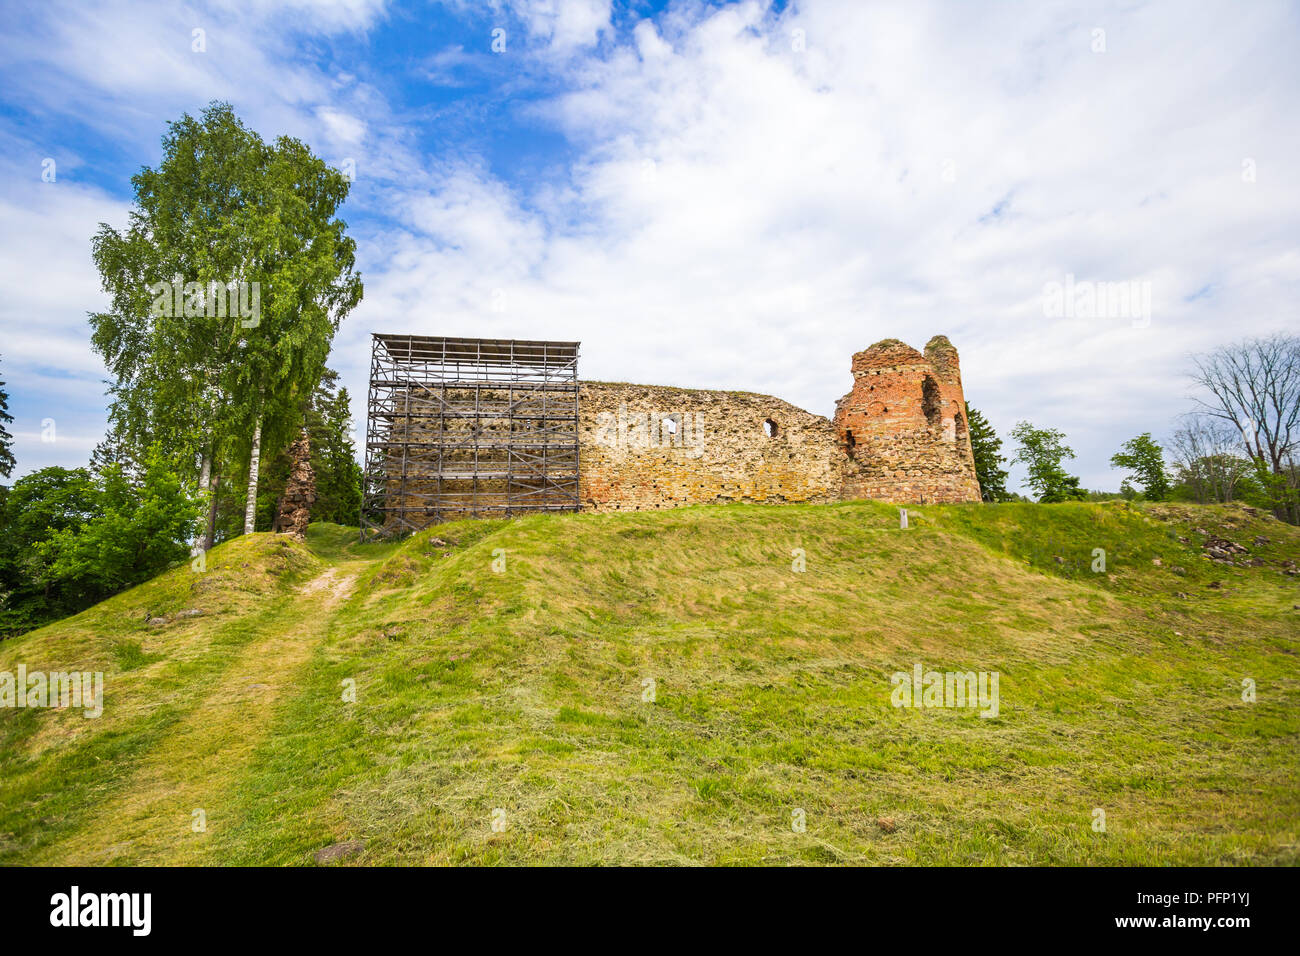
{"left": 373, "top": 334, "right": 980, "bottom": 529}
{"left": 577, "top": 383, "right": 842, "bottom": 512}
{"left": 833, "top": 336, "right": 981, "bottom": 503}
{"left": 275, "top": 432, "right": 316, "bottom": 537}
{"left": 380, "top": 386, "right": 513, "bottom": 520}
{"left": 576, "top": 335, "right": 981, "bottom": 512}
{"left": 380, "top": 383, "right": 578, "bottom": 530}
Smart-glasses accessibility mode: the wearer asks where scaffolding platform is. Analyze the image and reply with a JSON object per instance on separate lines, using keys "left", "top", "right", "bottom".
{"left": 361, "top": 334, "right": 581, "bottom": 540}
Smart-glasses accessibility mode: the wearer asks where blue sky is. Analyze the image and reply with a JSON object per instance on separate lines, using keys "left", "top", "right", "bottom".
{"left": 2, "top": 0, "right": 1298, "bottom": 493}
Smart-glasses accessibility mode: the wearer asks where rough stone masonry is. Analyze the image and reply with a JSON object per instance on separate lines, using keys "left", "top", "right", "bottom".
{"left": 275, "top": 432, "right": 317, "bottom": 537}
{"left": 578, "top": 335, "right": 981, "bottom": 511}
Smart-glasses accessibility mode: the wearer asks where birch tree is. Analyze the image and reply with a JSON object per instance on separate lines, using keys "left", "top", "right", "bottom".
{"left": 89, "top": 103, "right": 362, "bottom": 540}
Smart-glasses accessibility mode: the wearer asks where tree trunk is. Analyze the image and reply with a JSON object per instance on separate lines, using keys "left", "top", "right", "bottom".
{"left": 244, "top": 417, "right": 262, "bottom": 535}
{"left": 203, "top": 471, "right": 219, "bottom": 549}
{"left": 195, "top": 452, "right": 213, "bottom": 551}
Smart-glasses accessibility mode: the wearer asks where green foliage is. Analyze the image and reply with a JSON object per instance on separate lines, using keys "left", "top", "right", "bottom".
{"left": 965, "top": 404, "right": 1009, "bottom": 501}
{"left": 1110, "top": 433, "right": 1170, "bottom": 501}
{"left": 88, "top": 102, "right": 362, "bottom": 530}
{"left": 0, "top": 354, "right": 14, "bottom": 480}
{"left": 1169, "top": 454, "right": 1257, "bottom": 504}
{"left": 310, "top": 377, "right": 363, "bottom": 526}
{"left": 0, "top": 467, "right": 98, "bottom": 633}
{"left": 1080, "top": 488, "right": 1135, "bottom": 502}
{"left": 0, "top": 449, "right": 198, "bottom": 636}
{"left": 1009, "top": 421, "right": 1087, "bottom": 503}
{"left": 254, "top": 368, "right": 361, "bottom": 529}
{"left": 89, "top": 419, "right": 142, "bottom": 481}
{"left": 43, "top": 448, "right": 200, "bottom": 598}
{"left": 1250, "top": 462, "right": 1300, "bottom": 524}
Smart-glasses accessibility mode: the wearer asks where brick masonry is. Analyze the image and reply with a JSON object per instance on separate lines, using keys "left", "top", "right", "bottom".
{"left": 578, "top": 383, "right": 842, "bottom": 512}
{"left": 578, "top": 335, "right": 981, "bottom": 511}
{"left": 833, "top": 336, "right": 981, "bottom": 504}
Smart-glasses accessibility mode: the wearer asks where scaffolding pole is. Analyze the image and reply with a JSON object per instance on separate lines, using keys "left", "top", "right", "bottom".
{"left": 361, "top": 334, "right": 581, "bottom": 540}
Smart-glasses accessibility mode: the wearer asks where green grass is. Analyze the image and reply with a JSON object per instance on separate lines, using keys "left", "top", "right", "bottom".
{"left": 1, "top": 500, "right": 1297, "bottom": 865}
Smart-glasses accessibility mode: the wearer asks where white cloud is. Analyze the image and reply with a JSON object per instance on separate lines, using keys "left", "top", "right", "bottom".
{"left": 452, "top": 0, "right": 612, "bottom": 54}
{"left": 343, "top": 0, "right": 1300, "bottom": 492}
{"left": 0, "top": 0, "right": 386, "bottom": 150}
{"left": 4, "top": 0, "right": 1299, "bottom": 496}
{"left": 0, "top": 176, "right": 127, "bottom": 369}
{"left": 210, "top": 0, "right": 390, "bottom": 32}
{"left": 315, "top": 106, "right": 368, "bottom": 148}
{"left": 521, "top": 0, "right": 612, "bottom": 53}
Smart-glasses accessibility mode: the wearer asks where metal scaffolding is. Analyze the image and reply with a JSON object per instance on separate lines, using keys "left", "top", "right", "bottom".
{"left": 361, "top": 334, "right": 581, "bottom": 540}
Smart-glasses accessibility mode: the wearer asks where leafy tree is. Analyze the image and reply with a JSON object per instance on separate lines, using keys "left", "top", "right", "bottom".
{"left": 0, "top": 467, "right": 98, "bottom": 634}
{"left": 1169, "top": 456, "right": 1263, "bottom": 505}
{"left": 1110, "top": 433, "right": 1170, "bottom": 501}
{"left": 308, "top": 374, "right": 362, "bottom": 525}
{"left": 89, "top": 418, "right": 143, "bottom": 482}
{"left": 1166, "top": 413, "right": 1253, "bottom": 504}
{"left": 1009, "top": 421, "right": 1087, "bottom": 503}
{"left": 0, "top": 354, "right": 15, "bottom": 480}
{"left": 88, "top": 102, "right": 362, "bottom": 545}
{"left": 965, "top": 404, "right": 1009, "bottom": 501}
{"left": 0, "top": 451, "right": 196, "bottom": 637}
{"left": 1081, "top": 488, "right": 1133, "bottom": 502}
{"left": 42, "top": 447, "right": 199, "bottom": 601}
{"left": 255, "top": 368, "right": 361, "bottom": 528}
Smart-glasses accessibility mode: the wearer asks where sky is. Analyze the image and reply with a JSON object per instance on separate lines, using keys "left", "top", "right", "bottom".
{"left": 1, "top": 0, "right": 1298, "bottom": 494}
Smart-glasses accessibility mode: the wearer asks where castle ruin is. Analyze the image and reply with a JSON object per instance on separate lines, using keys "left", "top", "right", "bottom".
{"left": 361, "top": 333, "right": 980, "bottom": 538}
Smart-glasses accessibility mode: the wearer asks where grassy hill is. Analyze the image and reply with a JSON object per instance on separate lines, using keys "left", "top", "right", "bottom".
{"left": 1, "top": 499, "right": 1297, "bottom": 865}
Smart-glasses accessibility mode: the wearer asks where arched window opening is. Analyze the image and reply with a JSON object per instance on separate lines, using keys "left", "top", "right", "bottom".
{"left": 921, "top": 375, "right": 942, "bottom": 427}
{"left": 845, "top": 429, "right": 857, "bottom": 459}
{"left": 954, "top": 412, "right": 967, "bottom": 443}
{"left": 763, "top": 418, "right": 778, "bottom": 438}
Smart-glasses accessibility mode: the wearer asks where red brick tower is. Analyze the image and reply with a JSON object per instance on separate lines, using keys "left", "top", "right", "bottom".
{"left": 834, "top": 335, "right": 981, "bottom": 503}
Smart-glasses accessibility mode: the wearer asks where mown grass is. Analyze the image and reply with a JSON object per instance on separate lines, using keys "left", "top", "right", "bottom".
{"left": 1, "top": 500, "right": 1296, "bottom": 865}
{"left": 0, "top": 533, "right": 323, "bottom": 862}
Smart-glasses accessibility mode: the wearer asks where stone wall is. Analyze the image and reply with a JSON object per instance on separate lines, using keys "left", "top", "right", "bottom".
{"left": 371, "top": 334, "right": 981, "bottom": 530}
{"left": 577, "top": 383, "right": 842, "bottom": 512}
{"left": 377, "top": 383, "right": 579, "bottom": 530}
{"left": 275, "top": 432, "right": 316, "bottom": 536}
{"left": 832, "top": 336, "right": 981, "bottom": 503}
{"left": 576, "top": 335, "right": 981, "bottom": 512}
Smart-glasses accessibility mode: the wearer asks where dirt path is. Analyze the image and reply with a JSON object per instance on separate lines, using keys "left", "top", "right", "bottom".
{"left": 39, "top": 564, "right": 362, "bottom": 865}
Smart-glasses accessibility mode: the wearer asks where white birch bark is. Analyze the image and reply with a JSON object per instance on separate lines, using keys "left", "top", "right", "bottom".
{"left": 243, "top": 418, "right": 262, "bottom": 535}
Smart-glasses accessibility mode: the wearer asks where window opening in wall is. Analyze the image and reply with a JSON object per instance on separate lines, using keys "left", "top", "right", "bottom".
{"left": 660, "top": 415, "right": 680, "bottom": 446}
{"left": 921, "top": 375, "right": 941, "bottom": 427}
{"left": 954, "top": 412, "right": 967, "bottom": 442}
{"left": 763, "top": 418, "right": 778, "bottom": 438}
{"left": 845, "top": 429, "right": 856, "bottom": 458}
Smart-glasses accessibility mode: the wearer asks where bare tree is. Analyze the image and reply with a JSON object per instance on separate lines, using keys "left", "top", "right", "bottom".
{"left": 1191, "top": 333, "right": 1300, "bottom": 521}
{"left": 1167, "top": 413, "right": 1252, "bottom": 504}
